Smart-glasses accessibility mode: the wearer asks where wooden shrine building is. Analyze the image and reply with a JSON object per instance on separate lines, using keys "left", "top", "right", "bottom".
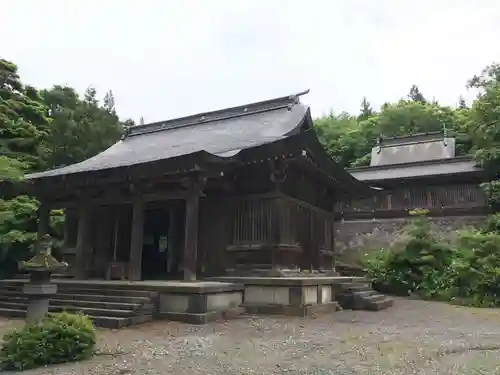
{"left": 23, "top": 91, "right": 371, "bottom": 281}
{"left": 337, "top": 131, "right": 487, "bottom": 219}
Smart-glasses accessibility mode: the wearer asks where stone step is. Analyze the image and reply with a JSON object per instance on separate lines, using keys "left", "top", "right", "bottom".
{"left": 364, "top": 296, "right": 394, "bottom": 311}
{"left": 339, "top": 283, "right": 371, "bottom": 292}
{"left": 0, "top": 308, "right": 25, "bottom": 318}
{"left": 55, "top": 288, "right": 155, "bottom": 298}
{"left": 0, "top": 308, "right": 152, "bottom": 328}
{"left": 0, "top": 284, "right": 23, "bottom": 291}
{"left": 0, "top": 302, "right": 138, "bottom": 318}
{"left": 95, "top": 314, "right": 153, "bottom": 329}
{"left": 0, "top": 283, "right": 155, "bottom": 298}
{"left": 0, "top": 290, "right": 150, "bottom": 304}
{"left": 50, "top": 292, "right": 150, "bottom": 304}
{"left": 0, "top": 298, "right": 147, "bottom": 312}
{"left": 52, "top": 299, "right": 154, "bottom": 313}
{"left": 335, "top": 285, "right": 394, "bottom": 311}
{"left": 0, "top": 281, "right": 157, "bottom": 328}
{"left": 51, "top": 305, "right": 137, "bottom": 317}
{"left": 364, "top": 294, "right": 388, "bottom": 302}
{"left": 351, "top": 290, "right": 379, "bottom": 298}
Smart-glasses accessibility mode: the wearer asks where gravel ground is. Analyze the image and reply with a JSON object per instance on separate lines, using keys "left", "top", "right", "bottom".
{"left": 3, "top": 298, "right": 500, "bottom": 374}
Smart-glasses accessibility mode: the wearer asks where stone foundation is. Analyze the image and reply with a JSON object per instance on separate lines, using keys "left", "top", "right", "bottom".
{"left": 155, "top": 281, "right": 244, "bottom": 324}
{"left": 209, "top": 276, "right": 361, "bottom": 316}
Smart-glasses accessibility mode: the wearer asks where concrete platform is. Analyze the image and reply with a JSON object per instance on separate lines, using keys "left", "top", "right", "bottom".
{"left": 208, "top": 276, "right": 365, "bottom": 316}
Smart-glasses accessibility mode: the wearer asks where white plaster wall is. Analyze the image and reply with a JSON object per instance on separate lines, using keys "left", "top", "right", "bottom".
{"left": 303, "top": 286, "right": 318, "bottom": 305}
{"left": 160, "top": 294, "right": 189, "bottom": 313}
{"left": 207, "top": 292, "right": 242, "bottom": 311}
{"left": 245, "top": 286, "right": 290, "bottom": 305}
{"left": 321, "top": 285, "right": 332, "bottom": 304}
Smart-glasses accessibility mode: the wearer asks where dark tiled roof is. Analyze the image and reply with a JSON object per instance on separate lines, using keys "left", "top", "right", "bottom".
{"left": 27, "top": 91, "right": 310, "bottom": 180}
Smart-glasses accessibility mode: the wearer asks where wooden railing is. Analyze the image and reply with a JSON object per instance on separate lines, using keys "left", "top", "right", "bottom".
{"left": 230, "top": 194, "right": 335, "bottom": 270}
{"left": 231, "top": 195, "right": 334, "bottom": 249}
{"left": 336, "top": 184, "right": 486, "bottom": 215}
{"left": 232, "top": 197, "right": 273, "bottom": 245}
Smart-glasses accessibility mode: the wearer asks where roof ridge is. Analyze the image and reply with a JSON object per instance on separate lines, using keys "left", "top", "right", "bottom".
{"left": 124, "top": 90, "right": 309, "bottom": 138}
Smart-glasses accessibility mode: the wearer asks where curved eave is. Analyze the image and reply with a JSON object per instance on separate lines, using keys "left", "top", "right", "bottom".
{"left": 27, "top": 150, "right": 229, "bottom": 189}
{"left": 299, "top": 130, "right": 376, "bottom": 197}
{"left": 231, "top": 129, "right": 375, "bottom": 198}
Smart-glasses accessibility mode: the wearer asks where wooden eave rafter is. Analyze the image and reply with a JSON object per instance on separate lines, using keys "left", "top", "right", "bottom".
{"left": 241, "top": 130, "right": 375, "bottom": 198}
{"left": 293, "top": 146, "right": 374, "bottom": 198}
{"left": 19, "top": 151, "right": 234, "bottom": 200}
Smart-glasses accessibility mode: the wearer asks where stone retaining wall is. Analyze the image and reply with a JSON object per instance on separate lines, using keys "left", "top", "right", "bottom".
{"left": 335, "top": 215, "right": 487, "bottom": 263}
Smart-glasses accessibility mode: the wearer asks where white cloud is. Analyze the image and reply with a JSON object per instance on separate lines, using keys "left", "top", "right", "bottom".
{"left": 2, "top": 0, "right": 500, "bottom": 122}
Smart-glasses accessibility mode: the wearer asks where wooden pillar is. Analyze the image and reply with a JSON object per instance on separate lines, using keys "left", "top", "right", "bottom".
{"left": 183, "top": 191, "right": 200, "bottom": 281}
{"left": 270, "top": 197, "right": 284, "bottom": 269}
{"left": 75, "top": 205, "right": 91, "bottom": 279}
{"left": 128, "top": 200, "right": 144, "bottom": 281}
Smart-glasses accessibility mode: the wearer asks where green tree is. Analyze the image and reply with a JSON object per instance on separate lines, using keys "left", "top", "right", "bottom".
{"left": 408, "top": 84, "right": 427, "bottom": 103}
{"left": 358, "top": 97, "right": 374, "bottom": 121}
{"left": 467, "top": 63, "right": 500, "bottom": 177}
{"left": 375, "top": 101, "right": 456, "bottom": 136}
{"left": 315, "top": 111, "right": 374, "bottom": 167}
{"left": 0, "top": 60, "right": 54, "bottom": 277}
{"left": 458, "top": 96, "right": 467, "bottom": 109}
{"left": 103, "top": 90, "right": 116, "bottom": 115}
{"left": 41, "top": 85, "right": 123, "bottom": 167}
{"left": 0, "top": 59, "right": 50, "bottom": 169}
{"left": 315, "top": 99, "right": 471, "bottom": 168}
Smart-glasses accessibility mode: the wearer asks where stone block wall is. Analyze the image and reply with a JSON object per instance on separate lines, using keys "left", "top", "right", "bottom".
{"left": 335, "top": 215, "right": 487, "bottom": 264}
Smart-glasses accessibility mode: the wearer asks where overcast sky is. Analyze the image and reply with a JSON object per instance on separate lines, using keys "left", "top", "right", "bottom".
{"left": 3, "top": 1, "right": 500, "bottom": 123}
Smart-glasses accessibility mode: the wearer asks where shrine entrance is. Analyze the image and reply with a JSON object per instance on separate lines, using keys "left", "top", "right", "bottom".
{"left": 141, "top": 200, "right": 185, "bottom": 280}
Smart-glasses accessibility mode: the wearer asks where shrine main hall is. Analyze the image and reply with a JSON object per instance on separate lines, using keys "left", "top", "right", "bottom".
{"left": 25, "top": 91, "right": 371, "bottom": 282}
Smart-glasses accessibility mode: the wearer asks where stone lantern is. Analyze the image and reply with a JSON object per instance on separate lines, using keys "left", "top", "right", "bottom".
{"left": 19, "top": 234, "right": 68, "bottom": 323}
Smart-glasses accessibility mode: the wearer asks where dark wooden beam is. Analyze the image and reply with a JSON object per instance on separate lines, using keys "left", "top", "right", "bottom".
{"left": 48, "top": 189, "right": 191, "bottom": 209}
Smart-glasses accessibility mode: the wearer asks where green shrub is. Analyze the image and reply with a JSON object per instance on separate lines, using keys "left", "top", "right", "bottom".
{"left": 0, "top": 312, "right": 96, "bottom": 371}
{"left": 452, "top": 229, "right": 500, "bottom": 306}
{"left": 363, "top": 247, "right": 413, "bottom": 296}
{"left": 363, "top": 213, "right": 455, "bottom": 297}
{"left": 485, "top": 212, "right": 500, "bottom": 233}
{"left": 363, "top": 210, "right": 500, "bottom": 307}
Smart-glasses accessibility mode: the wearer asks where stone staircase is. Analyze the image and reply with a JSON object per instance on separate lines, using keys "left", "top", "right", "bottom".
{"left": 0, "top": 280, "right": 157, "bottom": 328}
{"left": 333, "top": 278, "right": 394, "bottom": 311}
